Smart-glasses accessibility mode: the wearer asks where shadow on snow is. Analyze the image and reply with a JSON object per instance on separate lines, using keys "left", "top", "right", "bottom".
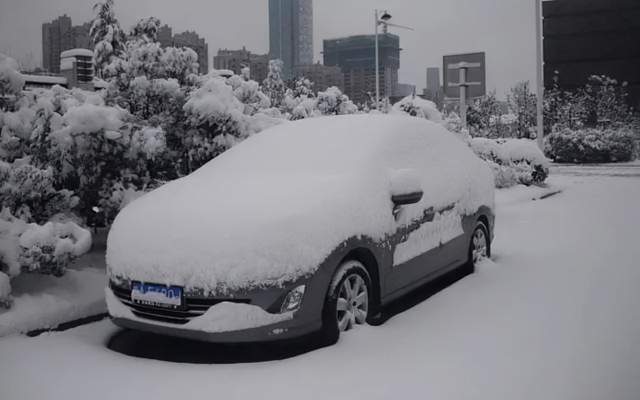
{"left": 106, "top": 266, "right": 471, "bottom": 364}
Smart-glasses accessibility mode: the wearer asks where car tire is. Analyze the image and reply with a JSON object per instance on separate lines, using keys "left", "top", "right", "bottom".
{"left": 320, "top": 260, "right": 371, "bottom": 344}
{"left": 462, "top": 221, "right": 490, "bottom": 274}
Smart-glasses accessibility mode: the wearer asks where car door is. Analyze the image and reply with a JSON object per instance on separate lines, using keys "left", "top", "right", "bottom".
{"left": 385, "top": 203, "right": 463, "bottom": 295}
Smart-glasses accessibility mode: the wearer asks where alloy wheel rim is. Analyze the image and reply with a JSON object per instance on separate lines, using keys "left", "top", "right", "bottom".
{"left": 336, "top": 274, "right": 368, "bottom": 332}
{"left": 472, "top": 228, "right": 488, "bottom": 263}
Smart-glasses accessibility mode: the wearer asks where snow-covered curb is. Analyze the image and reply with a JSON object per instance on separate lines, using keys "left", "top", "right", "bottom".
{"left": 495, "top": 183, "right": 564, "bottom": 208}
{"left": 0, "top": 265, "right": 106, "bottom": 337}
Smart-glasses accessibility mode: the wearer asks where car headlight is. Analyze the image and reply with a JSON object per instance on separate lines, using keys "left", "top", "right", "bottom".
{"left": 280, "top": 285, "right": 306, "bottom": 313}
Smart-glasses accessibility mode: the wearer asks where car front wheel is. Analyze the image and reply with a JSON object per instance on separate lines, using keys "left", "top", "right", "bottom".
{"left": 321, "top": 260, "right": 371, "bottom": 342}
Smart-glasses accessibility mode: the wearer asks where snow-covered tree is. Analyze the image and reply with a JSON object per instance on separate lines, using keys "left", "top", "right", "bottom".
{"left": 466, "top": 92, "right": 504, "bottom": 137}
{"left": 507, "top": 81, "right": 537, "bottom": 139}
{"left": 181, "top": 76, "right": 246, "bottom": 171}
{"left": 581, "top": 75, "right": 636, "bottom": 129}
{"left": 262, "top": 60, "right": 286, "bottom": 109}
{"left": 90, "top": 0, "right": 126, "bottom": 79}
{"left": 130, "top": 16, "right": 160, "bottom": 44}
{"left": 0, "top": 54, "right": 24, "bottom": 103}
{"left": 292, "top": 77, "right": 314, "bottom": 99}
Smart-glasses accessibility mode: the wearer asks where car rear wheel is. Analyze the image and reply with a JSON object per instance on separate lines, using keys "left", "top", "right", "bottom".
{"left": 464, "top": 221, "right": 490, "bottom": 273}
{"left": 321, "top": 260, "right": 371, "bottom": 342}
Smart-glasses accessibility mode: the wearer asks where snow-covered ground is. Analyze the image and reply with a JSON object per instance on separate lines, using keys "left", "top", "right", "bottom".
{"left": 1, "top": 170, "right": 639, "bottom": 400}
{"left": 0, "top": 239, "right": 106, "bottom": 337}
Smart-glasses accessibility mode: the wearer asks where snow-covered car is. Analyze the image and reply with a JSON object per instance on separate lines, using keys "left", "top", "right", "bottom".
{"left": 105, "top": 114, "right": 495, "bottom": 343}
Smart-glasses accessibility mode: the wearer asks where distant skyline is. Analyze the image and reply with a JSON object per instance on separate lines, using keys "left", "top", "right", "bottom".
{"left": 0, "top": 0, "right": 539, "bottom": 97}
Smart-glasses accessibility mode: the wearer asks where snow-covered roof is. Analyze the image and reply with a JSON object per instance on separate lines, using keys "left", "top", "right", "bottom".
{"left": 107, "top": 115, "right": 494, "bottom": 292}
{"left": 21, "top": 74, "right": 67, "bottom": 85}
{"left": 60, "top": 49, "right": 94, "bottom": 58}
{"left": 60, "top": 58, "right": 75, "bottom": 71}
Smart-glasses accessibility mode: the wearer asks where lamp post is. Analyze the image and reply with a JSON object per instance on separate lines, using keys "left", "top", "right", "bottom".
{"left": 374, "top": 10, "right": 412, "bottom": 110}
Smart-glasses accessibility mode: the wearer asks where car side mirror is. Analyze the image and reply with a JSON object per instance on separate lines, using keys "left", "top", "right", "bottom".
{"left": 391, "top": 191, "right": 423, "bottom": 206}
{"left": 390, "top": 168, "right": 423, "bottom": 219}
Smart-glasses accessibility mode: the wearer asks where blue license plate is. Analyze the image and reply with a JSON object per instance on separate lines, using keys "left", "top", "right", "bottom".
{"left": 131, "top": 282, "right": 183, "bottom": 309}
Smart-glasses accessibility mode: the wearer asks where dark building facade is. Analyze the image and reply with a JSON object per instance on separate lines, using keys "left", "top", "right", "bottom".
{"left": 213, "top": 47, "right": 269, "bottom": 83}
{"left": 323, "top": 34, "right": 400, "bottom": 104}
{"left": 269, "top": 0, "right": 313, "bottom": 79}
{"left": 543, "top": 0, "right": 640, "bottom": 109}
{"left": 293, "top": 63, "right": 344, "bottom": 93}
{"left": 42, "top": 16, "right": 91, "bottom": 73}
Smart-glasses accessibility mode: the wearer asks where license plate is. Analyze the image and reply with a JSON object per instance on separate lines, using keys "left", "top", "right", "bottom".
{"left": 131, "top": 282, "right": 183, "bottom": 309}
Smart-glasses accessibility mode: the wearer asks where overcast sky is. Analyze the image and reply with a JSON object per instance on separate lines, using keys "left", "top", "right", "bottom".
{"left": 0, "top": 0, "right": 539, "bottom": 97}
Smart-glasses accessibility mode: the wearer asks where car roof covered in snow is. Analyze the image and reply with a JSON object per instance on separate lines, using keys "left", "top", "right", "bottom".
{"left": 194, "top": 114, "right": 459, "bottom": 176}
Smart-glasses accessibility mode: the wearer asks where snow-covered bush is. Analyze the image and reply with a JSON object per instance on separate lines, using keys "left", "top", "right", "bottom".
{"left": 0, "top": 208, "right": 91, "bottom": 307}
{"left": 545, "top": 127, "right": 636, "bottom": 163}
{"left": 0, "top": 158, "right": 78, "bottom": 223}
{"left": 544, "top": 73, "right": 638, "bottom": 135}
{"left": 282, "top": 77, "right": 314, "bottom": 119}
{"left": 315, "top": 86, "right": 357, "bottom": 116}
{"left": 18, "top": 218, "right": 92, "bottom": 276}
{"left": 98, "top": 180, "right": 152, "bottom": 226}
{"left": 471, "top": 138, "right": 549, "bottom": 188}
{"left": 227, "top": 74, "right": 271, "bottom": 116}
{"left": 392, "top": 96, "right": 442, "bottom": 122}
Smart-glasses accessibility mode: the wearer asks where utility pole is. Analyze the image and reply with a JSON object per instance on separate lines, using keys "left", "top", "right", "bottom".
{"left": 374, "top": 10, "right": 411, "bottom": 111}
{"left": 375, "top": 9, "right": 380, "bottom": 110}
{"left": 535, "top": 0, "right": 545, "bottom": 149}
{"left": 447, "top": 62, "right": 481, "bottom": 129}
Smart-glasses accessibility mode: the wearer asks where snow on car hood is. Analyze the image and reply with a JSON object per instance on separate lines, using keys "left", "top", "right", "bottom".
{"left": 107, "top": 115, "right": 494, "bottom": 293}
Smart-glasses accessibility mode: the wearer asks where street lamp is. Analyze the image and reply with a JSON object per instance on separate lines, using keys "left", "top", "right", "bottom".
{"left": 374, "top": 9, "right": 412, "bottom": 110}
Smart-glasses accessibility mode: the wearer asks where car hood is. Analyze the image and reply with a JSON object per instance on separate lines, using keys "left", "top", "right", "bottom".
{"left": 106, "top": 169, "right": 394, "bottom": 293}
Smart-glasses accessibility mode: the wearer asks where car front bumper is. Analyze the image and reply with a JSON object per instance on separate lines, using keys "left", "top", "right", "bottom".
{"left": 105, "top": 277, "right": 326, "bottom": 343}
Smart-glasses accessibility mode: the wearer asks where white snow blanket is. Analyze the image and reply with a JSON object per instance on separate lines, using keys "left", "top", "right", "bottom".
{"left": 107, "top": 115, "right": 493, "bottom": 292}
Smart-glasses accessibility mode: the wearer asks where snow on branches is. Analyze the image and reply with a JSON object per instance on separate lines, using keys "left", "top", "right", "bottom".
{"left": 0, "top": 54, "right": 24, "bottom": 100}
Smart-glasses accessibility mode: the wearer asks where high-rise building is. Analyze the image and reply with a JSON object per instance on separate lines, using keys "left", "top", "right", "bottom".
{"left": 42, "top": 16, "right": 91, "bottom": 73}
{"left": 543, "top": 0, "right": 640, "bottom": 109}
{"left": 172, "top": 31, "right": 209, "bottom": 74}
{"left": 293, "top": 63, "right": 344, "bottom": 93}
{"left": 42, "top": 15, "right": 72, "bottom": 73}
{"left": 213, "top": 47, "right": 269, "bottom": 83}
{"left": 323, "top": 33, "right": 400, "bottom": 104}
{"left": 268, "top": 0, "right": 313, "bottom": 79}
{"left": 426, "top": 68, "right": 440, "bottom": 95}
{"left": 423, "top": 67, "right": 443, "bottom": 104}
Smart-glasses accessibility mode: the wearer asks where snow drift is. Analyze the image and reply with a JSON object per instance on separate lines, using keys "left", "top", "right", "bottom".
{"left": 107, "top": 115, "right": 493, "bottom": 293}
